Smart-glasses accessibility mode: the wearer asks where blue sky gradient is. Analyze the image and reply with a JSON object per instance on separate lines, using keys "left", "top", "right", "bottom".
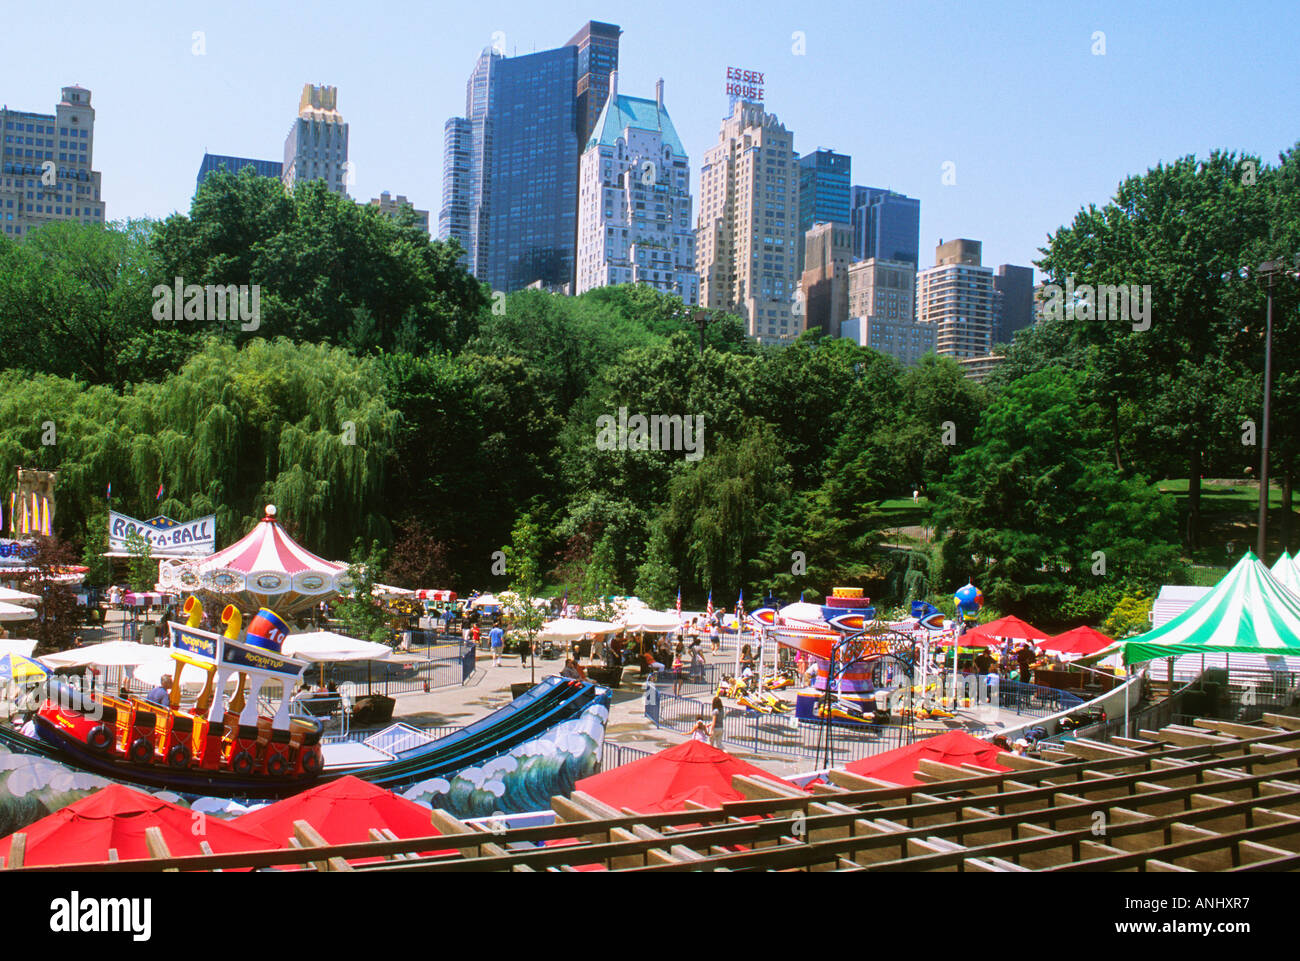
{"left": 5, "top": 0, "right": 1297, "bottom": 273}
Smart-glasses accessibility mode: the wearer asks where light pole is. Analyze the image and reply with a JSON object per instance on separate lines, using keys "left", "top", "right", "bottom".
{"left": 692, "top": 309, "right": 713, "bottom": 356}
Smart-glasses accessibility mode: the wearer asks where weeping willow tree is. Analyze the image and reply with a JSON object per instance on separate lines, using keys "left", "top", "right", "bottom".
{"left": 0, "top": 338, "right": 398, "bottom": 558}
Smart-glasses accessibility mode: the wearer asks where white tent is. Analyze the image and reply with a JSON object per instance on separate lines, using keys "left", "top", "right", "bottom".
{"left": 536, "top": 618, "right": 620, "bottom": 642}
{"left": 40, "top": 640, "right": 170, "bottom": 668}
{"left": 0, "top": 601, "right": 37, "bottom": 623}
{"left": 280, "top": 631, "right": 392, "bottom": 663}
{"left": 0, "top": 587, "right": 40, "bottom": 606}
{"left": 618, "top": 609, "right": 682, "bottom": 633}
{"left": 469, "top": 594, "right": 501, "bottom": 609}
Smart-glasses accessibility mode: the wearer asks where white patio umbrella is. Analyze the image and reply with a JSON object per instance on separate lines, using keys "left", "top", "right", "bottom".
{"left": 134, "top": 652, "right": 240, "bottom": 692}
{"left": 618, "top": 609, "right": 683, "bottom": 633}
{"left": 0, "top": 601, "right": 37, "bottom": 623}
{"left": 0, "top": 587, "right": 40, "bottom": 606}
{"left": 39, "top": 640, "right": 171, "bottom": 668}
{"left": 0, "top": 639, "right": 37, "bottom": 658}
{"left": 536, "top": 618, "right": 620, "bottom": 642}
{"left": 280, "top": 631, "right": 392, "bottom": 662}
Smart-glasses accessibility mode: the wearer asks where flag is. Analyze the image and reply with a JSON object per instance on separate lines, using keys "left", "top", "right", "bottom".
{"left": 705, "top": 590, "right": 713, "bottom": 622}
{"left": 6, "top": 492, "right": 12, "bottom": 533}
{"left": 735, "top": 589, "right": 745, "bottom": 624}
{"left": 675, "top": 587, "right": 681, "bottom": 617}
{"left": 106, "top": 481, "right": 112, "bottom": 501}
{"left": 156, "top": 483, "right": 164, "bottom": 501}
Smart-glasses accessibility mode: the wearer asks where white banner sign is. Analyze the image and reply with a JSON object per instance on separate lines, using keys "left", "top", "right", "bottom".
{"left": 109, "top": 512, "right": 216, "bottom": 557}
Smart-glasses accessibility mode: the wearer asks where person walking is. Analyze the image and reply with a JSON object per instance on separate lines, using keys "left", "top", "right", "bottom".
{"left": 709, "top": 696, "right": 725, "bottom": 749}
{"left": 672, "top": 642, "right": 685, "bottom": 695}
{"left": 488, "top": 624, "right": 503, "bottom": 667}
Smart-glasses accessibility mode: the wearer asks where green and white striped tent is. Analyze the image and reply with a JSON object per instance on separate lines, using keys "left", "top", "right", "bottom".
{"left": 1271, "top": 551, "right": 1300, "bottom": 598}
{"left": 1109, "top": 552, "right": 1300, "bottom": 665}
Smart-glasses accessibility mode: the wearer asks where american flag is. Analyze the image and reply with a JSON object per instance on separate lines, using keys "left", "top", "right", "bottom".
{"left": 705, "top": 590, "right": 713, "bottom": 622}
{"left": 675, "top": 587, "right": 681, "bottom": 617}
{"left": 735, "top": 589, "right": 745, "bottom": 626}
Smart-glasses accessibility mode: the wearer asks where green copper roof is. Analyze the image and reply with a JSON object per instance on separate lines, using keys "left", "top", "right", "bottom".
{"left": 586, "top": 94, "right": 686, "bottom": 158}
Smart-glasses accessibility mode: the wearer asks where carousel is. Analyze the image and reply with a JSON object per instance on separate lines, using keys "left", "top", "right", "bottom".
{"left": 158, "top": 505, "right": 352, "bottom": 618}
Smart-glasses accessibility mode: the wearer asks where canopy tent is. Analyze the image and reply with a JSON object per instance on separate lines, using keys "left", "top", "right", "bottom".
{"left": 39, "top": 640, "right": 174, "bottom": 669}
{"left": 1040, "top": 625, "right": 1114, "bottom": 658}
{"left": 235, "top": 776, "right": 454, "bottom": 862}
{"left": 617, "top": 608, "right": 682, "bottom": 633}
{"left": 0, "top": 601, "right": 36, "bottom": 623}
{"left": 372, "top": 584, "right": 414, "bottom": 598}
{"left": 1104, "top": 552, "right": 1300, "bottom": 665}
{"left": 414, "top": 590, "right": 456, "bottom": 603}
{"left": 0, "top": 587, "right": 40, "bottom": 605}
{"left": 280, "top": 631, "right": 392, "bottom": 662}
{"left": 469, "top": 594, "right": 501, "bottom": 609}
{"left": 193, "top": 504, "right": 348, "bottom": 617}
{"left": 536, "top": 618, "right": 620, "bottom": 642}
{"left": 843, "top": 731, "right": 1010, "bottom": 786}
{"left": 943, "top": 614, "right": 1048, "bottom": 648}
{"left": 574, "top": 741, "right": 802, "bottom": 814}
{"left": 0, "top": 784, "right": 272, "bottom": 867}
{"left": 1271, "top": 552, "right": 1300, "bottom": 598}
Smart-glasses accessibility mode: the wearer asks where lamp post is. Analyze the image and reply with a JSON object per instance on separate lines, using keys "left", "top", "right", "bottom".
{"left": 692, "top": 309, "right": 714, "bottom": 356}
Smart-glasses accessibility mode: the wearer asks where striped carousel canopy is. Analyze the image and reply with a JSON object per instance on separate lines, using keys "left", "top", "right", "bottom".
{"left": 1270, "top": 552, "right": 1300, "bottom": 598}
{"left": 194, "top": 505, "right": 348, "bottom": 616}
{"left": 1110, "top": 552, "right": 1300, "bottom": 665}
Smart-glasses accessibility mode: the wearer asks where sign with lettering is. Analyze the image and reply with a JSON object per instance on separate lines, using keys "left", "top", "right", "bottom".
{"left": 221, "top": 639, "right": 303, "bottom": 679}
{"left": 170, "top": 625, "right": 218, "bottom": 661}
{"left": 109, "top": 511, "right": 216, "bottom": 557}
{"left": 0, "top": 538, "right": 38, "bottom": 567}
{"left": 725, "top": 67, "right": 765, "bottom": 101}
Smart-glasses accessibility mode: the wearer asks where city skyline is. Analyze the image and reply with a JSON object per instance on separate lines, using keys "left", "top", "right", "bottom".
{"left": 2, "top": 0, "right": 1297, "bottom": 274}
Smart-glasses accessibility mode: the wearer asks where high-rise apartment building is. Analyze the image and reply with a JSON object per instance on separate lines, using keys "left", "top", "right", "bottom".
{"left": 440, "top": 27, "right": 595, "bottom": 292}
{"left": 992, "top": 263, "right": 1035, "bottom": 345}
{"left": 800, "top": 221, "right": 853, "bottom": 335}
{"left": 851, "top": 186, "right": 920, "bottom": 268}
{"left": 0, "top": 85, "right": 106, "bottom": 240}
{"left": 797, "top": 148, "right": 850, "bottom": 272}
{"left": 368, "top": 191, "right": 430, "bottom": 235}
{"left": 569, "top": 21, "right": 621, "bottom": 148}
{"left": 576, "top": 75, "right": 696, "bottom": 303}
{"left": 196, "top": 153, "right": 282, "bottom": 190}
{"left": 916, "top": 238, "right": 995, "bottom": 360}
{"left": 282, "top": 84, "right": 349, "bottom": 196}
{"left": 843, "top": 258, "right": 930, "bottom": 364}
{"left": 696, "top": 100, "right": 799, "bottom": 344}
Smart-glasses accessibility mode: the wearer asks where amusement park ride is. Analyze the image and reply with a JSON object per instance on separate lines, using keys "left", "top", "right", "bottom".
{"left": 34, "top": 597, "right": 326, "bottom": 797}
{"left": 743, "top": 582, "right": 988, "bottom": 755}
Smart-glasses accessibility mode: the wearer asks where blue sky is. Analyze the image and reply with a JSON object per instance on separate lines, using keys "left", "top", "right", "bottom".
{"left": 6, "top": 0, "right": 1297, "bottom": 273}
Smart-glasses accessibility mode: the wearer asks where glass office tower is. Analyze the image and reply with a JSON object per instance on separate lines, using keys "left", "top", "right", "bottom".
{"left": 850, "top": 186, "right": 920, "bottom": 269}
{"left": 797, "top": 148, "right": 851, "bottom": 271}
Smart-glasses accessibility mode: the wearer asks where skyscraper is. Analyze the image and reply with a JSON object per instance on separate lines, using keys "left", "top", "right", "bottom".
{"left": 696, "top": 100, "right": 799, "bottom": 343}
{"left": 992, "top": 263, "right": 1035, "bottom": 345}
{"left": 850, "top": 186, "right": 920, "bottom": 268}
{"left": 282, "top": 84, "right": 350, "bottom": 196}
{"left": 440, "top": 25, "right": 604, "bottom": 292}
{"left": 569, "top": 21, "right": 621, "bottom": 148}
{"left": 368, "top": 191, "right": 430, "bottom": 235}
{"left": 800, "top": 221, "right": 853, "bottom": 335}
{"left": 797, "top": 148, "right": 850, "bottom": 271}
{"left": 576, "top": 75, "right": 696, "bottom": 303}
{"left": 0, "top": 85, "right": 106, "bottom": 240}
{"left": 916, "top": 238, "right": 995, "bottom": 361}
{"left": 196, "top": 153, "right": 283, "bottom": 190}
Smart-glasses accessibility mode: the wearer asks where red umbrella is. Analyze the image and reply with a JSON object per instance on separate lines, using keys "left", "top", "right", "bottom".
{"left": 843, "top": 731, "right": 1010, "bottom": 786}
{"left": 1040, "top": 625, "right": 1114, "bottom": 657}
{"left": 0, "top": 784, "right": 272, "bottom": 867}
{"left": 236, "top": 775, "right": 455, "bottom": 861}
{"left": 575, "top": 740, "right": 803, "bottom": 814}
{"left": 943, "top": 614, "right": 1049, "bottom": 647}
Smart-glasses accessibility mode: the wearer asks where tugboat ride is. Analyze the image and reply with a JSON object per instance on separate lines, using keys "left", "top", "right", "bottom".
{"left": 33, "top": 596, "right": 326, "bottom": 797}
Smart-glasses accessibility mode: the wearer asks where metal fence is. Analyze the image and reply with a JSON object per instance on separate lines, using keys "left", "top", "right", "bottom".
{"left": 598, "top": 741, "right": 655, "bottom": 772}
{"left": 321, "top": 723, "right": 466, "bottom": 747}
{"left": 323, "top": 643, "right": 473, "bottom": 696}
{"left": 644, "top": 688, "right": 912, "bottom": 764}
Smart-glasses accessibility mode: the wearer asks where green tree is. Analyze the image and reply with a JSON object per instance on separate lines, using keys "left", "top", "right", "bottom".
{"left": 335, "top": 539, "right": 390, "bottom": 645}
{"left": 502, "top": 514, "right": 547, "bottom": 682}
{"left": 124, "top": 527, "right": 155, "bottom": 592}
